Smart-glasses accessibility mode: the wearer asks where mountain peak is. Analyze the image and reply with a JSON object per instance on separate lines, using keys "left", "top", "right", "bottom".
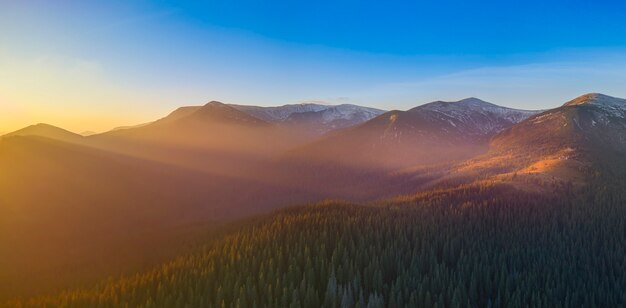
{"left": 188, "top": 101, "right": 268, "bottom": 125}
{"left": 563, "top": 93, "right": 625, "bottom": 107}
{"left": 204, "top": 100, "right": 225, "bottom": 107}
{"left": 2, "top": 123, "right": 83, "bottom": 142}
{"left": 458, "top": 97, "right": 489, "bottom": 104}
{"left": 199, "top": 101, "right": 231, "bottom": 112}
{"left": 411, "top": 98, "right": 505, "bottom": 113}
{"left": 6, "top": 123, "right": 68, "bottom": 134}
{"left": 31, "top": 123, "right": 58, "bottom": 129}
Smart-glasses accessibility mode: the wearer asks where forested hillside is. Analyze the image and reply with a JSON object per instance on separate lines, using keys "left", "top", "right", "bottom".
{"left": 9, "top": 175, "right": 625, "bottom": 308}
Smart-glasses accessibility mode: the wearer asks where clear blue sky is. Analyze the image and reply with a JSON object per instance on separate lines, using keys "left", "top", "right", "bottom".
{"left": 2, "top": 0, "right": 626, "bottom": 132}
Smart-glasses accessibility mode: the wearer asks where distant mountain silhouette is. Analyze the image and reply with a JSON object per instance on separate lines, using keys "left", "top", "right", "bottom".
{"left": 100, "top": 101, "right": 268, "bottom": 137}
{"left": 3, "top": 123, "right": 84, "bottom": 143}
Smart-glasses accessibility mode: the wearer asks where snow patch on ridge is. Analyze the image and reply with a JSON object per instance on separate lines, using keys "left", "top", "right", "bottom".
{"left": 410, "top": 98, "right": 541, "bottom": 135}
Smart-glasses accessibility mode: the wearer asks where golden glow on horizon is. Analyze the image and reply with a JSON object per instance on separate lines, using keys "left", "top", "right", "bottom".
{"left": 0, "top": 54, "right": 165, "bottom": 134}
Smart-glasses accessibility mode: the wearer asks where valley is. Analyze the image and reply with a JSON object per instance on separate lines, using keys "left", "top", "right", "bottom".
{"left": 2, "top": 94, "right": 625, "bottom": 307}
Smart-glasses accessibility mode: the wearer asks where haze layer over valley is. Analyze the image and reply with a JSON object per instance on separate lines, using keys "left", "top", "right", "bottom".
{"left": 2, "top": 93, "right": 625, "bottom": 306}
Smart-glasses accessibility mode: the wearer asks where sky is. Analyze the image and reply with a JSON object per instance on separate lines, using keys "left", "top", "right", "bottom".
{"left": 2, "top": 0, "right": 626, "bottom": 133}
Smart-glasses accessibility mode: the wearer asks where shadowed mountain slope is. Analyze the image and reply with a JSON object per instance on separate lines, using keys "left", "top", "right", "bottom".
{"left": 0, "top": 135, "right": 319, "bottom": 299}
{"left": 287, "top": 98, "right": 539, "bottom": 170}
{"left": 88, "top": 101, "right": 303, "bottom": 177}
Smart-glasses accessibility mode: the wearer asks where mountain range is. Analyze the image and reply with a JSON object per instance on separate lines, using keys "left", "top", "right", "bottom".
{"left": 287, "top": 98, "right": 540, "bottom": 169}
{"left": 2, "top": 93, "right": 625, "bottom": 300}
